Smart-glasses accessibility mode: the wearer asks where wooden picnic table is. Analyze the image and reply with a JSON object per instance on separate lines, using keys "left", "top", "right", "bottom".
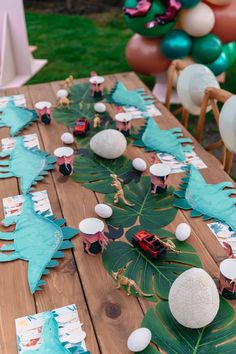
{"left": 0, "top": 72, "right": 235, "bottom": 354}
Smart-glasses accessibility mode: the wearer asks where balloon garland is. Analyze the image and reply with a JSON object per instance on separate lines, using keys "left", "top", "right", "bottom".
{"left": 124, "top": 0, "right": 236, "bottom": 76}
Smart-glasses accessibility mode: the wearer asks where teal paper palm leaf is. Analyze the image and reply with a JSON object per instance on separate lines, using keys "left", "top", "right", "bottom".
{"left": 104, "top": 176, "right": 178, "bottom": 228}
{"left": 102, "top": 224, "right": 201, "bottom": 300}
{"left": 141, "top": 299, "right": 236, "bottom": 353}
{"left": 73, "top": 149, "right": 134, "bottom": 194}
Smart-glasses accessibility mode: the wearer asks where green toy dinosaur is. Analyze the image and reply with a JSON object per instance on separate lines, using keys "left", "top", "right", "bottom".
{"left": 0, "top": 194, "right": 78, "bottom": 293}
{"left": 0, "top": 136, "right": 56, "bottom": 193}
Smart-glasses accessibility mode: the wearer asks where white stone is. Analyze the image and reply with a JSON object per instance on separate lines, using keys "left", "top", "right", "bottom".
{"left": 94, "top": 102, "right": 106, "bottom": 113}
{"left": 127, "top": 328, "right": 152, "bottom": 352}
{"left": 132, "top": 158, "right": 147, "bottom": 172}
{"left": 56, "top": 89, "right": 68, "bottom": 99}
{"left": 175, "top": 223, "right": 191, "bottom": 241}
{"left": 89, "top": 129, "right": 127, "bottom": 159}
{"left": 95, "top": 204, "right": 113, "bottom": 219}
{"left": 169, "top": 268, "right": 220, "bottom": 329}
{"left": 61, "top": 132, "right": 74, "bottom": 145}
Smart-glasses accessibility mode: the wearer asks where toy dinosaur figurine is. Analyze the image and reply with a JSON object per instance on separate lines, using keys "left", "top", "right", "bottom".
{"left": 0, "top": 136, "right": 56, "bottom": 193}
{"left": 0, "top": 194, "right": 78, "bottom": 293}
{"left": 174, "top": 164, "right": 236, "bottom": 232}
{"left": 0, "top": 99, "right": 38, "bottom": 136}
{"left": 93, "top": 114, "right": 101, "bottom": 129}
{"left": 63, "top": 75, "right": 74, "bottom": 90}
{"left": 58, "top": 97, "right": 73, "bottom": 108}
{"left": 110, "top": 174, "right": 134, "bottom": 206}
{"left": 112, "top": 265, "right": 152, "bottom": 297}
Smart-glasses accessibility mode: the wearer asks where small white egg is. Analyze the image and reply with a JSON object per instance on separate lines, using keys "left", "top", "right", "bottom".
{"left": 175, "top": 223, "right": 191, "bottom": 241}
{"left": 127, "top": 328, "right": 152, "bottom": 352}
{"left": 61, "top": 132, "right": 74, "bottom": 145}
{"left": 95, "top": 204, "right": 113, "bottom": 219}
{"left": 94, "top": 102, "right": 106, "bottom": 113}
{"left": 57, "top": 89, "right": 68, "bottom": 99}
{"left": 132, "top": 158, "right": 147, "bottom": 172}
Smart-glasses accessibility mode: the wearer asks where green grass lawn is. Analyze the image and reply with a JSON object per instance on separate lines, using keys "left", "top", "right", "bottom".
{"left": 26, "top": 11, "right": 155, "bottom": 88}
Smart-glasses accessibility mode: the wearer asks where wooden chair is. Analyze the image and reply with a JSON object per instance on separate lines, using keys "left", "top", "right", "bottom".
{"left": 197, "top": 87, "right": 234, "bottom": 174}
{"left": 165, "top": 59, "right": 190, "bottom": 128}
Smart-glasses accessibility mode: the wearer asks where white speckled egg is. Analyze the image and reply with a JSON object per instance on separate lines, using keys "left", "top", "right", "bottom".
{"left": 61, "top": 132, "right": 74, "bottom": 145}
{"left": 127, "top": 328, "right": 152, "bottom": 352}
{"left": 90, "top": 129, "right": 127, "bottom": 159}
{"left": 94, "top": 102, "right": 106, "bottom": 113}
{"left": 132, "top": 158, "right": 147, "bottom": 172}
{"left": 169, "top": 268, "right": 220, "bottom": 329}
{"left": 56, "top": 89, "right": 68, "bottom": 99}
{"left": 175, "top": 223, "right": 191, "bottom": 241}
{"left": 95, "top": 204, "right": 113, "bottom": 219}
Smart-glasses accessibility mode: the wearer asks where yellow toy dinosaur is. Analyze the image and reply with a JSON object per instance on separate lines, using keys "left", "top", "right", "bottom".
{"left": 110, "top": 174, "right": 134, "bottom": 206}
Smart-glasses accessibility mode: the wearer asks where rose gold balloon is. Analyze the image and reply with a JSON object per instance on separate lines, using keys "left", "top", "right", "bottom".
{"left": 210, "top": 0, "right": 236, "bottom": 43}
{"left": 125, "top": 34, "right": 171, "bottom": 76}
{"left": 205, "top": 0, "right": 232, "bottom": 5}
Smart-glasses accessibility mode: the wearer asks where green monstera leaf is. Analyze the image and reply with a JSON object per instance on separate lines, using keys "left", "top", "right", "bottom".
{"left": 73, "top": 149, "right": 134, "bottom": 193}
{"left": 104, "top": 176, "right": 178, "bottom": 228}
{"left": 102, "top": 224, "right": 201, "bottom": 300}
{"left": 141, "top": 298, "right": 236, "bottom": 353}
{"left": 70, "top": 82, "right": 106, "bottom": 104}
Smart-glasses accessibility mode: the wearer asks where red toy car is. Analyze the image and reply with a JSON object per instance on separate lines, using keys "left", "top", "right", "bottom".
{"left": 73, "top": 118, "right": 90, "bottom": 136}
{"left": 132, "top": 230, "right": 168, "bottom": 259}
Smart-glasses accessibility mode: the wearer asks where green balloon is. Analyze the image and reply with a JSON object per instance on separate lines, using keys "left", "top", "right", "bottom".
{"left": 222, "top": 42, "right": 236, "bottom": 68}
{"left": 124, "top": 0, "right": 177, "bottom": 38}
{"left": 192, "top": 35, "right": 222, "bottom": 64}
{"left": 207, "top": 52, "right": 229, "bottom": 76}
{"left": 160, "top": 30, "right": 192, "bottom": 60}
{"left": 179, "top": 0, "right": 200, "bottom": 8}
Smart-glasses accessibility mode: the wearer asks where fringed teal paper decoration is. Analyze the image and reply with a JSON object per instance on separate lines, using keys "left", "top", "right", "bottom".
{"left": 0, "top": 136, "right": 56, "bottom": 193}
{"left": 23, "top": 314, "right": 71, "bottom": 354}
{"left": 0, "top": 100, "right": 37, "bottom": 136}
{"left": 107, "top": 81, "right": 154, "bottom": 112}
{"left": 174, "top": 164, "right": 236, "bottom": 231}
{"left": 0, "top": 194, "right": 78, "bottom": 294}
{"left": 134, "top": 118, "right": 193, "bottom": 162}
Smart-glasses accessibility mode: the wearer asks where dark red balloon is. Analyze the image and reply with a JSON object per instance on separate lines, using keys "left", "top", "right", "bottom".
{"left": 126, "top": 34, "right": 171, "bottom": 75}
{"left": 210, "top": 0, "right": 236, "bottom": 44}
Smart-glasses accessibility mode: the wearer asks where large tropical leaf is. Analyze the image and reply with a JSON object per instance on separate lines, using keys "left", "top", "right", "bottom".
{"left": 141, "top": 298, "right": 236, "bottom": 353}
{"left": 102, "top": 224, "right": 201, "bottom": 300}
{"left": 73, "top": 149, "right": 134, "bottom": 193}
{"left": 70, "top": 82, "right": 106, "bottom": 104}
{"left": 104, "top": 176, "right": 178, "bottom": 228}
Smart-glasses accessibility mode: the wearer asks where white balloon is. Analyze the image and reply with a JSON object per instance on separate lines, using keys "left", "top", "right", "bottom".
{"left": 180, "top": 3, "right": 215, "bottom": 37}
{"left": 219, "top": 95, "right": 236, "bottom": 153}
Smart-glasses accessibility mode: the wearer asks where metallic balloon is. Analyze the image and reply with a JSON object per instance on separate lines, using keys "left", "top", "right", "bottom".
{"left": 180, "top": 3, "right": 215, "bottom": 37}
{"left": 160, "top": 30, "right": 192, "bottom": 59}
{"left": 205, "top": 0, "right": 232, "bottom": 5}
{"left": 211, "top": 0, "right": 236, "bottom": 44}
{"left": 125, "top": 34, "right": 171, "bottom": 75}
{"left": 222, "top": 42, "right": 236, "bottom": 67}
{"left": 179, "top": 0, "right": 201, "bottom": 8}
{"left": 207, "top": 51, "right": 229, "bottom": 75}
{"left": 124, "top": 0, "right": 181, "bottom": 37}
{"left": 192, "top": 34, "right": 222, "bottom": 64}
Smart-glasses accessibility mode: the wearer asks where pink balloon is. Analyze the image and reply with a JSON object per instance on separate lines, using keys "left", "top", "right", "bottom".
{"left": 126, "top": 34, "right": 171, "bottom": 76}
{"left": 210, "top": 0, "right": 236, "bottom": 43}
{"left": 205, "top": 0, "right": 232, "bottom": 5}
